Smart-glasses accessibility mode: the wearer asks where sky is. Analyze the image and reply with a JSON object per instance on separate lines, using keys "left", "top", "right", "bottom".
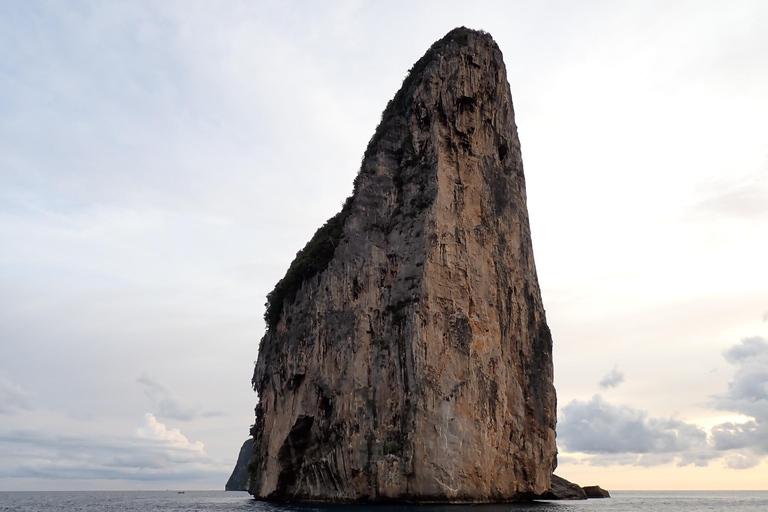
{"left": 1, "top": 0, "right": 767, "bottom": 492}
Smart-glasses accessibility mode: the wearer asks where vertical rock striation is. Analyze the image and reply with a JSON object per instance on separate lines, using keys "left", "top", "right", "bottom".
{"left": 249, "top": 27, "right": 556, "bottom": 502}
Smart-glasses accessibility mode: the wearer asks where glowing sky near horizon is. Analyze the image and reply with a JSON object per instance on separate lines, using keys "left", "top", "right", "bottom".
{"left": 1, "top": 0, "right": 767, "bottom": 491}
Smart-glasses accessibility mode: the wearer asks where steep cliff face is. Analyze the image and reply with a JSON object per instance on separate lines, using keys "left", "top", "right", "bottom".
{"left": 249, "top": 27, "right": 556, "bottom": 503}
{"left": 225, "top": 439, "right": 253, "bottom": 491}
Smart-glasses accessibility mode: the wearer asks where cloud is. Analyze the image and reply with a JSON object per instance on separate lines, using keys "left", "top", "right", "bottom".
{"left": 137, "top": 374, "right": 226, "bottom": 421}
{"left": 722, "top": 336, "right": 768, "bottom": 366}
{"left": 135, "top": 413, "right": 204, "bottom": 451}
{"left": 578, "top": 453, "right": 679, "bottom": 468}
{"left": 713, "top": 336, "right": 768, "bottom": 423}
{"left": 710, "top": 421, "right": 766, "bottom": 452}
{"left": 724, "top": 454, "right": 762, "bottom": 470}
{"left": 709, "top": 337, "right": 768, "bottom": 454}
{"left": 0, "top": 374, "right": 33, "bottom": 415}
{"left": 559, "top": 337, "right": 768, "bottom": 468}
{"left": 598, "top": 365, "right": 625, "bottom": 389}
{"left": 558, "top": 395, "right": 715, "bottom": 467}
{"left": 693, "top": 170, "right": 768, "bottom": 221}
{"left": 0, "top": 414, "right": 226, "bottom": 481}
{"left": 138, "top": 373, "right": 214, "bottom": 421}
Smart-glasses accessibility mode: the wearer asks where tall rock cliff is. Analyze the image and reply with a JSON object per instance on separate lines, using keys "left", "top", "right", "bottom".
{"left": 249, "top": 27, "right": 556, "bottom": 502}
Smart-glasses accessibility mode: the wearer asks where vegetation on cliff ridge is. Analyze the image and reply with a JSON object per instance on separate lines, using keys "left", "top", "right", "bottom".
{"left": 264, "top": 196, "right": 352, "bottom": 330}
{"left": 263, "top": 27, "right": 489, "bottom": 331}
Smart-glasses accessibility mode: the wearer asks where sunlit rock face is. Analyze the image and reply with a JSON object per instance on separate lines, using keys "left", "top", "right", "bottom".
{"left": 248, "top": 27, "right": 556, "bottom": 503}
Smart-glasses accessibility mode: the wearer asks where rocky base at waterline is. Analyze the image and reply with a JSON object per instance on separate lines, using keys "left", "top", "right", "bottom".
{"left": 583, "top": 485, "right": 611, "bottom": 498}
{"left": 227, "top": 450, "right": 608, "bottom": 501}
{"left": 537, "top": 474, "right": 587, "bottom": 500}
{"left": 535, "top": 475, "right": 610, "bottom": 500}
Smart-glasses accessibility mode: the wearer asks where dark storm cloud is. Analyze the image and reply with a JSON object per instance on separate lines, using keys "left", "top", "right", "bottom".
{"left": 598, "top": 366, "right": 625, "bottom": 389}
{"left": 558, "top": 395, "right": 715, "bottom": 466}
{"left": 0, "top": 375, "right": 32, "bottom": 414}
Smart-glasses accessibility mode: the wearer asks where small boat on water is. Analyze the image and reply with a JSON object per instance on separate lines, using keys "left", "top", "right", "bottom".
{"left": 177, "top": 491, "right": 185, "bottom": 494}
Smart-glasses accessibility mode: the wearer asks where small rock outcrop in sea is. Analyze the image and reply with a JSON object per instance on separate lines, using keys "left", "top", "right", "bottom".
{"left": 225, "top": 439, "right": 253, "bottom": 491}
{"left": 248, "top": 27, "right": 557, "bottom": 502}
{"left": 583, "top": 485, "right": 611, "bottom": 498}
{"left": 538, "top": 474, "right": 588, "bottom": 500}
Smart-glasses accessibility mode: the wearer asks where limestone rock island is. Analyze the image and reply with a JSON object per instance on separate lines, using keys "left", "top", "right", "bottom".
{"left": 248, "top": 27, "right": 556, "bottom": 502}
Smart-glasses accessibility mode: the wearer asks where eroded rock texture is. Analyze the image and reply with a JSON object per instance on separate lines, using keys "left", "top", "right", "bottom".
{"left": 249, "top": 27, "right": 556, "bottom": 503}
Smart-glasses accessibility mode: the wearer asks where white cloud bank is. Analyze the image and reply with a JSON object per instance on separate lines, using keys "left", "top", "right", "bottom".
{"left": 559, "top": 336, "right": 768, "bottom": 469}
{"left": 0, "top": 414, "right": 226, "bottom": 482}
{"left": 708, "top": 336, "right": 768, "bottom": 467}
{"left": 135, "top": 413, "right": 205, "bottom": 451}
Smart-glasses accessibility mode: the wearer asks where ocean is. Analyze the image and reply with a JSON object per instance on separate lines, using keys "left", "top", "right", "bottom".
{"left": 1, "top": 491, "right": 767, "bottom": 511}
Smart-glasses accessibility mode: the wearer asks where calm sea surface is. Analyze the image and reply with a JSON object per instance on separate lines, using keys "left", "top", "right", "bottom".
{"left": 1, "top": 491, "right": 767, "bottom": 512}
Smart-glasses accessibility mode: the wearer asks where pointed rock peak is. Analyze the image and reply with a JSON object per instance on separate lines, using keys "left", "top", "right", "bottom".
{"left": 364, "top": 27, "right": 500, "bottom": 159}
{"left": 263, "top": 28, "right": 509, "bottom": 333}
{"left": 249, "top": 28, "right": 556, "bottom": 503}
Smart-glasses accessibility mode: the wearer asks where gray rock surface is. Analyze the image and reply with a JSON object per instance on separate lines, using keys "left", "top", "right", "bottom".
{"left": 248, "top": 27, "right": 556, "bottom": 503}
{"left": 538, "top": 474, "right": 588, "bottom": 500}
{"left": 225, "top": 439, "right": 253, "bottom": 491}
{"left": 583, "top": 485, "right": 611, "bottom": 498}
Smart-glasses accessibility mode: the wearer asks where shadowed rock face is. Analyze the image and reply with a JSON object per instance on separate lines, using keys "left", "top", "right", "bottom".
{"left": 583, "top": 485, "right": 611, "bottom": 498}
{"left": 539, "top": 475, "right": 588, "bottom": 500}
{"left": 225, "top": 439, "right": 253, "bottom": 491}
{"left": 248, "top": 27, "right": 557, "bottom": 503}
